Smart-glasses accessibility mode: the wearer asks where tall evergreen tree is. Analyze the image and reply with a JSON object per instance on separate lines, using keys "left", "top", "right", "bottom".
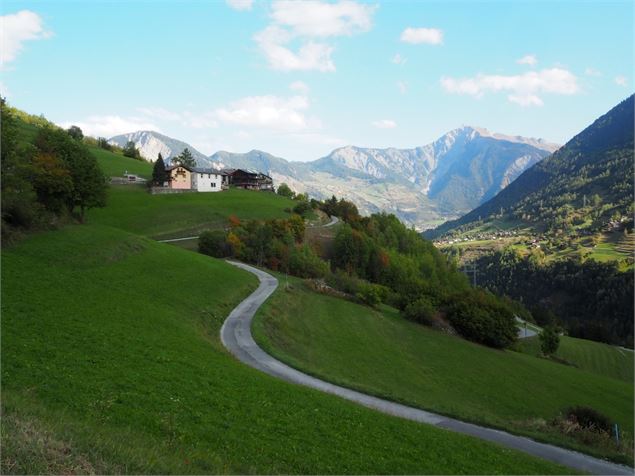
{"left": 176, "top": 148, "right": 196, "bottom": 168}
{"left": 152, "top": 153, "right": 169, "bottom": 186}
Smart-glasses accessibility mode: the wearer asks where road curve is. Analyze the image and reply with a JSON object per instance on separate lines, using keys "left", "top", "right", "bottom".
{"left": 220, "top": 261, "right": 633, "bottom": 476}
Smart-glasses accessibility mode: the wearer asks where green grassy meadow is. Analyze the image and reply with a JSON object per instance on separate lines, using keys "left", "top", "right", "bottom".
{"left": 87, "top": 185, "right": 294, "bottom": 240}
{"left": 515, "top": 335, "right": 634, "bottom": 383}
{"left": 253, "top": 277, "right": 634, "bottom": 464}
{"left": 91, "top": 146, "right": 154, "bottom": 179}
{"left": 1, "top": 225, "right": 573, "bottom": 474}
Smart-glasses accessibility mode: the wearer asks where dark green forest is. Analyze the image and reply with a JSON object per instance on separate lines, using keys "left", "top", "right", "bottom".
{"left": 474, "top": 249, "right": 634, "bottom": 347}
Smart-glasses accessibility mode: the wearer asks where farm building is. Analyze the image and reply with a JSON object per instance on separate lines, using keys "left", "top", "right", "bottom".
{"left": 166, "top": 165, "right": 192, "bottom": 189}
{"left": 191, "top": 168, "right": 224, "bottom": 192}
{"left": 225, "top": 169, "right": 274, "bottom": 191}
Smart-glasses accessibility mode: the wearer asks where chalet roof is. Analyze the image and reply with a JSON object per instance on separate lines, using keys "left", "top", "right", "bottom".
{"left": 165, "top": 164, "right": 192, "bottom": 172}
{"left": 191, "top": 167, "right": 222, "bottom": 174}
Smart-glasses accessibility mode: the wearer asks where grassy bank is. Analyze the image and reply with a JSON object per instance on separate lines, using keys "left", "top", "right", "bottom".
{"left": 87, "top": 186, "right": 294, "bottom": 239}
{"left": 253, "top": 276, "right": 634, "bottom": 465}
{"left": 515, "top": 335, "right": 634, "bottom": 383}
{"left": 1, "top": 225, "right": 571, "bottom": 474}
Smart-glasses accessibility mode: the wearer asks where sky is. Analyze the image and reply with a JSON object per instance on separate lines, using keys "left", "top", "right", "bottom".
{"left": 1, "top": 0, "right": 633, "bottom": 161}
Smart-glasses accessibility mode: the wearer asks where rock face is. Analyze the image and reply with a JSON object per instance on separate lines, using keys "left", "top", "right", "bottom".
{"left": 108, "top": 131, "right": 211, "bottom": 167}
{"left": 109, "top": 127, "right": 558, "bottom": 230}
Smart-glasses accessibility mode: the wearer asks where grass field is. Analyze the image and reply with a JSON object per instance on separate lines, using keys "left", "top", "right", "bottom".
{"left": 1, "top": 225, "right": 571, "bottom": 474}
{"left": 253, "top": 277, "right": 634, "bottom": 464}
{"left": 91, "top": 146, "right": 153, "bottom": 179}
{"left": 515, "top": 335, "right": 634, "bottom": 383}
{"left": 87, "top": 185, "right": 294, "bottom": 239}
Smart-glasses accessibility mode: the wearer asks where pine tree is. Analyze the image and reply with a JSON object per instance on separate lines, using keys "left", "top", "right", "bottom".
{"left": 152, "top": 153, "right": 169, "bottom": 186}
{"left": 176, "top": 148, "right": 196, "bottom": 168}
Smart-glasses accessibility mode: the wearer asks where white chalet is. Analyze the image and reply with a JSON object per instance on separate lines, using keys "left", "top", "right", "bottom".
{"left": 191, "top": 167, "right": 224, "bottom": 192}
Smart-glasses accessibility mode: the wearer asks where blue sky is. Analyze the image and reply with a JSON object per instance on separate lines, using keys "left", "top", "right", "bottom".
{"left": 1, "top": 0, "right": 633, "bottom": 161}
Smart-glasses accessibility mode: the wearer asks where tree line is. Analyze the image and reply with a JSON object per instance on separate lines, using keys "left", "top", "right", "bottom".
{"left": 1, "top": 100, "right": 107, "bottom": 241}
{"left": 471, "top": 248, "right": 634, "bottom": 347}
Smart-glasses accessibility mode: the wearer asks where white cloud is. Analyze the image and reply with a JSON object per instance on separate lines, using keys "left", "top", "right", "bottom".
{"left": 270, "top": 0, "right": 375, "bottom": 37}
{"left": 137, "top": 107, "right": 218, "bottom": 129}
{"left": 396, "top": 80, "right": 407, "bottom": 94}
{"left": 255, "top": 26, "right": 335, "bottom": 72}
{"left": 615, "top": 75, "right": 627, "bottom": 87}
{"left": 372, "top": 119, "right": 397, "bottom": 129}
{"left": 392, "top": 53, "right": 407, "bottom": 65}
{"left": 255, "top": 0, "right": 375, "bottom": 72}
{"left": 516, "top": 54, "right": 537, "bottom": 66}
{"left": 289, "top": 80, "right": 310, "bottom": 94}
{"left": 400, "top": 27, "right": 443, "bottom": 45}
{"left": 1, "top": 10, "right": 51, "bottom": 67}
{"left": 60, "top": 116, "right": 161, "bottom": 138}
{"left": 215, "top": 94, "right": 315, "bottom": 131}
{"left": 585, "top": 67, "right": 602, "bottom": 77}
{"left": 441, "top": 67, "right": 579, "bottom": 107}
{"left": 225, "top": 0, "right": 253, "bottom": 11}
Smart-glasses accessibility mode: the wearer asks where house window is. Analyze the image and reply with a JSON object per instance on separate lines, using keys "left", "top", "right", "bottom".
{"left": 200, "top": 173, "right": 203, "bottom": 178}
{"left": 212, "top": 183, "right": 216, "bottom": 188}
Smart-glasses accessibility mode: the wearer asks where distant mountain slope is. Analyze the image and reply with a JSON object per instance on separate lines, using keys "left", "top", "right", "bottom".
{"left": 426, "top": 95, "right": 634, "bottom": 239}
{"left": 109, "top": 131, "right": 211, "bottom": 166}
{"left": 109, "top": 127, "right": 557, "bottom": 229}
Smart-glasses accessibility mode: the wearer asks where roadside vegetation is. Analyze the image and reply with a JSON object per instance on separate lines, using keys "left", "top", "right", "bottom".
{"left": 253, "top": 276, "right": 634, "bottom": 465}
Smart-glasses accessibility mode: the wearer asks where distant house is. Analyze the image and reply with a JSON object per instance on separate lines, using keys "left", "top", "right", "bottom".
{"left": 226, "top": 169, "right": 274, "bottom": 191}
{"left": 166, "top": 165, "right": 192, "bottom": 189}
{"left": 191, "top": 168, "right": 224, "bottom": 192}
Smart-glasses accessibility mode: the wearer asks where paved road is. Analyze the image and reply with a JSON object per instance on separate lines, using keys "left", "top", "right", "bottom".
{"left": 515, "top": 316, "right": 539, "bottom": 339}
{"left": 322, "top": 215, "right": 339, "bottom": 227}
{"left": 220, "top": 261, "right": 633, "bottom": 475}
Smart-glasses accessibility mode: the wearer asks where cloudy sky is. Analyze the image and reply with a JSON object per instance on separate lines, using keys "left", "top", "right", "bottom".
{"left": 1, "top": 0, "right": 632, "bottom": 161}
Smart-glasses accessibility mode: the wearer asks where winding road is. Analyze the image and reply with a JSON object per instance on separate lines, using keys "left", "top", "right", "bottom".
{"left": 220, "top": 261, "right": 633, "bottom": 475}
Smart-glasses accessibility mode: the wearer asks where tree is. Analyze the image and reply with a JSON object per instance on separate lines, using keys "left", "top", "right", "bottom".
{"left": 1, "top": 98, "right": 40, "bottom": 231}
{"left": 539, "top": 326, "right": 560, "bottom": 355}
{"left": 32, "top": 152, "right": 74, "bottom": 213}
{"left": 35, "top": 127, "right": 107, "bottom": 222}
{"left": 152, "top": 153, "right": 169, "bottom": 186}
{"left": 123, "top": 141, "right": 140, "bottom": 159}
{"left": 276, "top": 183, "right": 295, "bottom": 199}
{"left": 67, "top": 125, "right": 84, "bottom": 141}
{"left": 174, "top": 148, "right": 196, "bottom": 168}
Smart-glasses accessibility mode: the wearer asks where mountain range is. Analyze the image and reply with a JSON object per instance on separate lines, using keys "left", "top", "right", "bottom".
{"left": 425, "top": 94, "right": 634, "bottom": 239}
{"left": 110, "top": 127, "right": 559, "bottom": 230}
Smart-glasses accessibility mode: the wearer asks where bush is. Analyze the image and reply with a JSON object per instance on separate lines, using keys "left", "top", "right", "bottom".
{"left": 444, "top": 290, "right": 517, "bottom": 348}
{"left": 199, "top": 230, "right": 231, "bottom": 258}
{"left": 539, "top": 326, "right": 560, "bottom": 355}
{"left": 356, "top": 283, "right": 386, "bottom": 308}
{"left": 292, "top": 200, "right": 311, "bottom": 217}
{"left": 288, "top": 245, "right": 329, "bottom": 278}
{"left": 565, "top": 406, "right": 611, "bottom": 433}
{"left": 404, "top": 297, "right": 436, "bottom": 326}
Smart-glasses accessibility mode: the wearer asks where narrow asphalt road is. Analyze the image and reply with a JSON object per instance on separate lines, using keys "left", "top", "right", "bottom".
{"left": 220, "top": 261, "right": 633, "bottom": 476}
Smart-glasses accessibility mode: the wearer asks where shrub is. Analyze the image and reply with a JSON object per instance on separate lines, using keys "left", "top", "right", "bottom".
{"left": 356, "top": 283, "right": 385, "bottom": 308}
{"left": 288, "top": 245, "right": 329, "bottom": 278}
{"left": 199, "top": 230, "right": 231, "bottom": 258}
{"left": 539, "top": 326, "right": 560, "bottom": 355}
{"left": 444, "top": 290, "right": 517, "bottom": 348}
{"left": 292, "top": 200, "right": 311, "bottom": 217}
{"left": 565, "top": 406, "right": 611, "bottom": 433}
{"left": 404, "top": 297, "right": 436, "bottom": 326}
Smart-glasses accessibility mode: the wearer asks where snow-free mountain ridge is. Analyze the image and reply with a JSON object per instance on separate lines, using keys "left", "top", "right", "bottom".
{"left": 108, "top": 126, "right": 558, "bottom": 229}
